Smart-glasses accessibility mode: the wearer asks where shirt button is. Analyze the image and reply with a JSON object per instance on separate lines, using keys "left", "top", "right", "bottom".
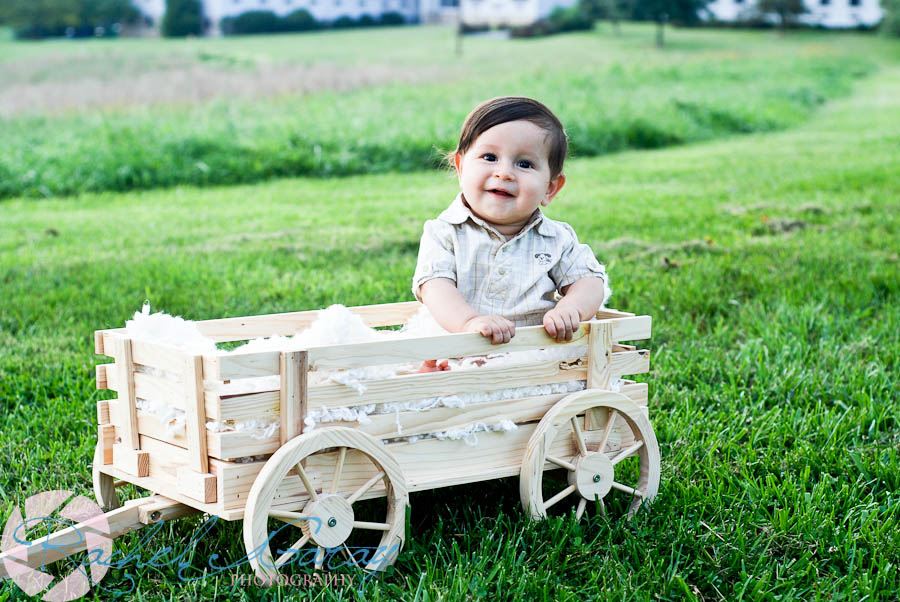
{"left": 502, "top": 247, "right": 508, "bottom": 253}
{"left": 498, "top": 269, "right": 506, "bottom": 275}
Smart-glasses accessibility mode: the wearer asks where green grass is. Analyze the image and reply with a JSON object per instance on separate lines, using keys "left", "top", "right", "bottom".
{"left": 1, "top": 25, "right": 896, "bottom": 200}
{"left": 1, "top": 45, "right": 899, "bottom": 601}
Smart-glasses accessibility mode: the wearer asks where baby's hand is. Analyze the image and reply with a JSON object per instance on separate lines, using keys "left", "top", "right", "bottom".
{"left": 543, "top": 306, "right": 582, "bottom": 342}
{"left": 463, "top": 315, "right": 516, "bottom": 344}
{"left": 418, "top": 359, "right": 450, "bottom": 373}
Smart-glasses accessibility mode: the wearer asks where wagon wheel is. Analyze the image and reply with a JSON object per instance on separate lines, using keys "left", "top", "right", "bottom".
{"left": 243, "top": 427, "right": 408, "bottom": 585}
{"left": 520, "top": 390, "right": 660, "bottom": 521}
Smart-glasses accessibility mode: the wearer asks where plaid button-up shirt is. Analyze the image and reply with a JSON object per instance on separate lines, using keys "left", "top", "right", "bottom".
{"left": 412, "top": 194, "right": 608, "bottom": 326}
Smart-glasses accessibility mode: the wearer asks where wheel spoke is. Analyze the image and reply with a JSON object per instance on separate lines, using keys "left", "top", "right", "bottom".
{"left": 575, "top": 498, "right": 587, "bottom": 520}
{"left": 611, "top": 481, "right": 645, "bottom": 498}
{"left": 294, "top": 462, "right": 318, "bottom": 502}
{"left": 596, "top": 409, "right": 618, "bottom": 452}
{"left": 274, "top": 533, "right": 311, "bottom": 568}
{"left": 570, "top": 416, "right": 588, "bottom": 456}
{"left": 544, "top": 484, "right": 577, "bottom": 510}
{"left": 269, "top": 509, "right": 308, "bottom": 525}
{"left": 346, "top": 471, "right": 385, "bottom": 504}
{"left": 331, "top": 447, "right": 347, "bottom": 494}
{"left": 596, "top": 496, "right": 607, "bottom": 518}
{"left": 314, "top": 546, "right": 324, "bottom": 570}
{"left": 610, "top": 440, "right": 644, "bottom": 465}
{"left": 546, "top": 454, "right": 577, "bottom": 472}
{"left": 352, "top": 520, "right": 392, "bottom": 531}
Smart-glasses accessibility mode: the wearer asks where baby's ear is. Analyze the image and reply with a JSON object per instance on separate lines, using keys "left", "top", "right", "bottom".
{"left": 542, "top": 173, "right": 566, "bottom": 207}
{"left": 453, "top": 153, "right": 463, "bottom": 177}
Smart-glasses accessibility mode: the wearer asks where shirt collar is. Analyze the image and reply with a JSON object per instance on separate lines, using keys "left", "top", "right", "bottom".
{"left": 437, "top": 193, "right": 557, "bottom": 237}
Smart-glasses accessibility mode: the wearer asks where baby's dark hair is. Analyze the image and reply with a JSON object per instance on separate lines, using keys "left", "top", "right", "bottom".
{"left": 452, "top": 96, "right": 568, "bottom": 178}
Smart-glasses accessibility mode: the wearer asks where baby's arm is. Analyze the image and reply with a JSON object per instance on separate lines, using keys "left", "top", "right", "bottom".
{"left": 419, "top": 278, "right": 515, "bottom": 344}
{"left": 543, "top": 276, "right": 606, "bottom": 342}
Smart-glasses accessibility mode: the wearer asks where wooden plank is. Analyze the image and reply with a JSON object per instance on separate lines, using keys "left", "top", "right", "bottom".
{"left": 280, "top": 351, "right": 306, "bottom": 445}
{"left": 586, "top": 322, "right": 613, "bottom": 429}
{"left": 97, "top": 400, "right": 110, "bottom": 425}
{"left": 130, "top": 338, "right": 189, "bottom": 374}
{"left": 111, "top": 337, "right": 140, "bottom": 450}
{"left": 192, "top": 301, "right": 423, "bottom": 342}
{"left": 308, "top": 358, "right": 586, "bottom": 411}
{"left": 0, "top": 497, "right": 165, "bottom": 578}
{"left": 96, "top": 364, "right": 110, "bottom": 390}
{"left": 94, "top": 458, "right": 227, "bottom": 519}
{"left": 108, "top": 398, "right": 279, "bottom": 461}
{"left": 213, "top": 432, "right": 280, "bottom": 460}
{"left": 105, "top": 368, "right": 187, "bottom": 412}
{"left": 94, "top": 330, "right": 106, "bottom": 355}
{"left": 137, "top": 496, "right": 199, "bottom": 525}
{"left": 610, "top": 349, "right": 650, "bottom": 377}
{"left": 205, "top": 389, "right": 279, "bottom": 422}
{"left": 356, "top": 392, "right": 570, "bottom": 440}
{"left": 206, "top": 360, "right": 587, "bottom": 420}
{"left": 113, "top": 444, "right": 149, "bottom": 477}
{"left": 211, "top": 316, "right": 649, "bottom": 379}
{"left": 183, "top": 355, "right": 209, "bottom": 474}
{"left": 99, "top": 425, "right": 115, "bottom": 464}
{"left": 613, "top": 315, "right": 651, "bottom": 343}
{"left": 595, "top": 308, "right": 635, "bottom": 319}
{"left": 176, "top": 468, "right": 217, "bottom": 504}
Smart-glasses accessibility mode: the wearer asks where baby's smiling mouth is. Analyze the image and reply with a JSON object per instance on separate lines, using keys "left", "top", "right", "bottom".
{"left": 488, "top": 188, "right": 514, "bottom": 198}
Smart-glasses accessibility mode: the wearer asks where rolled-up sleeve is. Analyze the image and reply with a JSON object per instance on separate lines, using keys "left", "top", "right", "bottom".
{"left": 412, "top": 220, "right": 458, "bottom": 301}
{"left": 549, "top": 223, "right": 608, "bottom": 292}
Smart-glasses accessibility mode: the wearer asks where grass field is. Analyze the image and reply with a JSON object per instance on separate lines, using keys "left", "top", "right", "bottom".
{"left": 2, "top": 25, "right": 900, "bottom": 601}
{"left": 1, "top": 25, "right": 897, "bottom": 199}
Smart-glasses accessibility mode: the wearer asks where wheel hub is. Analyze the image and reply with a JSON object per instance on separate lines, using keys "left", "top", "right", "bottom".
{"left": 568, "top": 452, "right": 614, "bottom": 499}
{"left": 301, "top": 494, "right": 354, "bottom": 548}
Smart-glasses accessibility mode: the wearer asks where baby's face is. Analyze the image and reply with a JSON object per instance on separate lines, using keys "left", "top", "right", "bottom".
{"left": 455, "top": 119, "right": 564, "bottom": 237}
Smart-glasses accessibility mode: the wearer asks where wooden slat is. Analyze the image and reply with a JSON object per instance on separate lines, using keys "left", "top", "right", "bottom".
{"left": 206, "top": 350, "right": 643, "bottom": 422}
{"left": 357, "top": 392, "right": 570, "bottom": 440}
{"left": 280, "top": 351, "right": 307, "bottom": 445}
{"left": 183, "top": 355, "right": 209, "bottom": 474}
{"left": 610, "top": 349, "right": 650, "bottom": 377}
{"left": 96, "top": 364, "right": 110, "bottom": 389}
{"left": 192, "top": 301, "right": 423, "bottom": 342}
{"left": 97, "top": 400, "right": 110, "bottom": 425}
{"left": 308, "top": 359, "right": 586, "bottom": 410}
{"left": 205, "top": 389, "right": 279, "bottom": 422}
{"left": 105, "top": 368, "right": 187, "bottom": 412}
{"left": 586, "top": 321, "right": 613, "bottom": 429}
{"left": 111, "top": 337, "right": 140, "bottom": 450}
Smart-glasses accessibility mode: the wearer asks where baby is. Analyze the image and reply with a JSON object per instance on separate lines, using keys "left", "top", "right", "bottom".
{"left": 412, "top": 96, "right": 608, "bottom": 370}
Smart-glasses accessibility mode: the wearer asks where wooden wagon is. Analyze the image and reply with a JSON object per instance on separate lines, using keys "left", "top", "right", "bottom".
{"left": 0, "top": 301, "right": 659, "bottom": 585}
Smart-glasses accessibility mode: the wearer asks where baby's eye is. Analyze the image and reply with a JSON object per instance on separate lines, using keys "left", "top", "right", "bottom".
{"left": 482, "top": 153, "right": 497, "bottom": 162}
{"left": 516, "top": 160, "right": 533, "bottom": 169}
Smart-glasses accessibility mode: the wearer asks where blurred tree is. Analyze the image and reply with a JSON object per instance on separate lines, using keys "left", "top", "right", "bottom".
{"left": 632, "top": 0, "right": 707, "bottom": 46}
{"left": 579, "top": 0, "right": 632, "bottom": 34}
{"left": 881, "top": 0, "right": 900, "bottom": 36}
{"left": 0, "top": 0, "right": 136, "bottom": 38}
{"left": 162, "top": 0, "right": 203, "bottom": 37}
{"left": 754, "top": 0, "right": 807, "bottom": 31}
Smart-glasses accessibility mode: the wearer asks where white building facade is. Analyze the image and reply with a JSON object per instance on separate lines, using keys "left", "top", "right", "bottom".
{"left": 703, "top": 0, "right": 883, "bottom": 27}
{"left": 459, "top": 0, "right": 578, "bottom": 27}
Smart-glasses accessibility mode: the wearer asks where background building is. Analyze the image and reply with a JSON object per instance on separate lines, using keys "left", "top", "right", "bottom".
{"left": 703, "top": 0, "right": 884, "bottom": 27}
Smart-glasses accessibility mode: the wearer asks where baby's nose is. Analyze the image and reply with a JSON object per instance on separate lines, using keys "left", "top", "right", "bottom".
{"left": 493, "top": 164, "right": 515, "bottom": 180}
